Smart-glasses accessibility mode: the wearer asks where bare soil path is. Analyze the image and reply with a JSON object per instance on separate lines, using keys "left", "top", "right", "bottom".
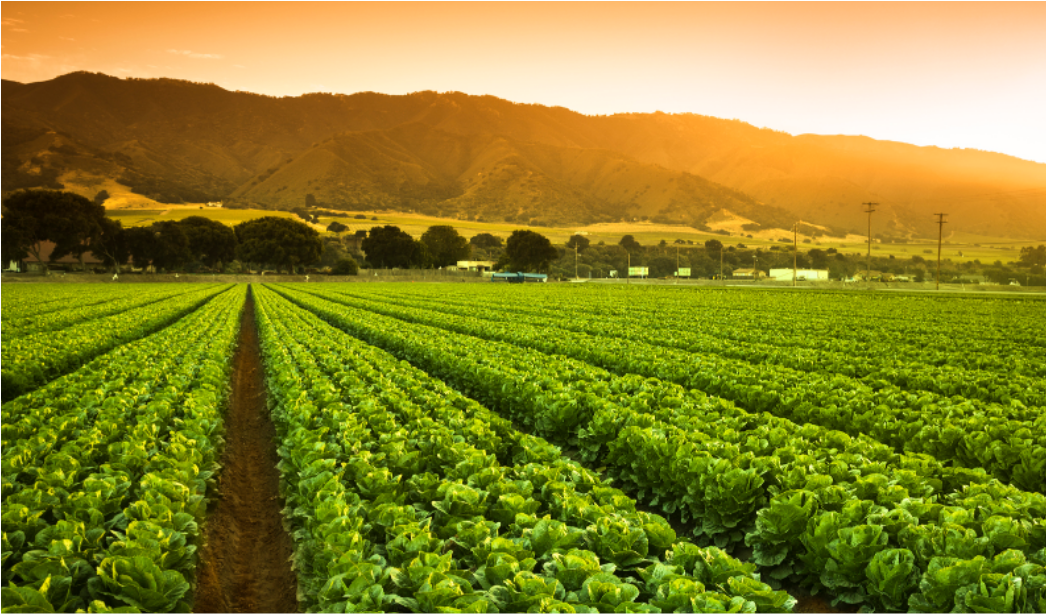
{"left": 194, "top": 289, "right": 298, "bottom": 613}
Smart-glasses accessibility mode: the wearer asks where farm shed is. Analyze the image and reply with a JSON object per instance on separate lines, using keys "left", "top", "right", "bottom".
{"left": 16, "top": 240, "right": 103, "bottom": 272}
{"left": 769, "top": 268, "right": 829, "bottom": 281}
{"left": 491, "top": 272, "right": 548, "bottom": 283}
{"left": 455, "top": 260, "right": 496, "bottom": 272}
{"left": 732, "top": 268, "right": 765, "bottom": 280}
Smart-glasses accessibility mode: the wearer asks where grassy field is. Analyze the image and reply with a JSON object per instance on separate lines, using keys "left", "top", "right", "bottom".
{"left": 104, "top": 205, "right": 1040, "bottom": 264}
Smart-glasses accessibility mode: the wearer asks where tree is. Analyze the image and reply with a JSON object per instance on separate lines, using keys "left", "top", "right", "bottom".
{"left": 619, "top": 235, "right": 641, "bottom": 251}
{"left": 1, "top": 190, "right": 107, "bottom": 272}
{"left": 362, "top": 225, "right": 424, "bottom": 268}
{"left": 470, "top": 233, "right": 503, "bottom": 249}
{"left": 125, "top": 226, "right": 159, "bottom": 270}
{"left": 566, "top": 234, "right": 591, "bottom": 252}
{"left": 94, "top": 190, "right": 110, "bottom": 205}
{"left": 179, "top": 216, "right": 237, "bottom": 268}
{"left": 808, "top": 248, "right": 829, "bottom": 269}
{"left": 330, "top": 257, "right": 360, "bottom": 276}
{"left": 150, "top": 221, "right": 192, "bottom": 271}
{"left": 305, "top": 193, "right": 318, "bottom": 208}
{"left": 235, "top": 216, "right": 323, "bottom": 273}
{"left": 649, "top": 256, "right": 678, "bottom": 278}
{"left": 90, "top": 217, "right": 130, "bottom": 272}
{"left": 421, "top": 225, "right": 471, "bottom": 267}
{"left": 327, "top": 221, "right": 348, "bottom": 234}
{"left": 704, "top": 239, "right": 724, "bottom": 258}
{"left": 1018, "top": 245, "right": 1046, "bottom": 267}
{"left": 505, "top": 229, "right": 559, "bottom": 272}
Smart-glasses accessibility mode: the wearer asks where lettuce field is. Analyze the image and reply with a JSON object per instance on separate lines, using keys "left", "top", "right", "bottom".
{"left": 2, "top": 281, "right": 1044, "bottom": 613}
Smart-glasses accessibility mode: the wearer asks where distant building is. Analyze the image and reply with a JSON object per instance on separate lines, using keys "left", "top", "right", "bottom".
{"left": 455, "top": 260, "right": 496, "bottom": 272}
{"left": 732, "top": 268, "right": 765, "bottom": 279}
{"left": 206, "top": 201, "right": 223, "bottom": 208}
{"left": 491, "top": 272, "right": 547, "bottom": 283}
{"left": 768, "top": 268, "right": 829, "bottom": 281}
{"left": 17, "top": 241, "right": 103, "bottom": 272}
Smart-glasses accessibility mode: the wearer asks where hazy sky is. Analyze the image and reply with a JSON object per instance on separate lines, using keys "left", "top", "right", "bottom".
{"left": 3, "top": 2, "right": 1044, "bottom": 162}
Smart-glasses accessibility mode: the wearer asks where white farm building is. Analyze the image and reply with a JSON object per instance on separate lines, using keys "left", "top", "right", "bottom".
{"left": 769, "top": 268, "right": 829, "bottom": 282}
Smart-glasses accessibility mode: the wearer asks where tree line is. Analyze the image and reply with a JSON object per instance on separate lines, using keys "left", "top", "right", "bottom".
{"left": 3, "top": 190, "right": 1043, "bottom": 285}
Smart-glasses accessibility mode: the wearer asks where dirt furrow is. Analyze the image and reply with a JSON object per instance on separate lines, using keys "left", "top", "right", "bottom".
{"left": 194, "top": 288, "right": 298, "bottom": 613}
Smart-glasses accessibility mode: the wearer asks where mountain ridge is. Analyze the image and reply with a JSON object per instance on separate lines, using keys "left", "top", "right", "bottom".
{"left": 3, "top": 71, "right": 1043, "bottom": 239}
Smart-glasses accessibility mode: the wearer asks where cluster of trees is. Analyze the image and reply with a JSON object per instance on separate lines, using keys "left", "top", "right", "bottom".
{"left": 359, "top": 225, "right": 472, "bottom": 269}
{"left": 2, "top": 190, "right": 324, "bottom": 274}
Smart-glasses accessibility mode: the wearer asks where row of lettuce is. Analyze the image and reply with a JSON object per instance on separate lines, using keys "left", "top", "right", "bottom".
{"left": 2, "top": 286, "right": 246, "bottom": 612}
{"left": 252, "top": 285, "right": 797, "bottom": 613}
{"left": 1, "top": 284, "right": 156, "bottom": 322}
{"left": 370, "top": 284, "right": 1044, "bottom": 380}
{"left": 269, "top": 283, "right": 1047, "bottom": 613}
{"left": 1, "top": 284, "right": 230, "bottom": 402}
{"left": 354, "top": 286, "right": 1044, "bottom": 405}
{"left": 2, "top": 285, "right": 205, "bottom": 341}
{"left": 301, "top": 286, "right": 1045, "bottom": 494}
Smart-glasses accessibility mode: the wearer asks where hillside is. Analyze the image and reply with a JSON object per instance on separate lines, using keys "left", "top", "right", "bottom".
{"left": 3, "top": 72, "right": 1043, "bottom": 239}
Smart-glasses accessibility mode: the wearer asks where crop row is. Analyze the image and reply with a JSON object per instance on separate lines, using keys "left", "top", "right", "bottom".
{"left": 295, "top": 286, "right": 1045, "bottom": 493}
{"left": 1, "top": 284, "right": 148, "bottom": 321}
{"left": 1, "top": 284, "right": 231, "bottom": 402}
{"left": 1, "top": 286, "right": 246, "bottom": 612}
{"left": 2, "top": 284, "right": 206, "bottom": 340}
{"left": 370, "top": 285, "right": 1044, "bottom": 378}
{"left": 254, "top": 284, "right": 797, "bottom": 613}
{"left": 271, "top": 284, "right": 1047, "bottom": 613}
{"left": 355, "top": 288, "right": 1044, "bottom": 406}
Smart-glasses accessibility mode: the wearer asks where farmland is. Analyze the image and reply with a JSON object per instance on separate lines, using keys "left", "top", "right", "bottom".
{"left": 1, "top": 282, "right": 1044, "bottom": 613}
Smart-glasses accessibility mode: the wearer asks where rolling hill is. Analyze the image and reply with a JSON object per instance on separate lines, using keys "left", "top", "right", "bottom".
{"left": 3, "top": 71, "right": 1043, "bottom": 239}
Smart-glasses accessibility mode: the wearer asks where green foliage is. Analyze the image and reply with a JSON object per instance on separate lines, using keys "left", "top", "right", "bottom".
{"left": 1, "top": 287, "right": 246, "bottom": 611}
{"left": 470, "top": 233, "right": 503, "bottom": 250}
{"left": 331, "top": 257, "right": 360, "bottom": 276}
{"left": 178, "top": 215, "right": 237, "bottom": 268}
{"left": 235, "top": 215, "right": 322, "bottom": 272}
{"left": 566, "top": 235, "right": 590, "bottom": 251}
{"left": 505, "top": 229, "right": 558, "bottom": 272}
{"left": 361, "top": 225, "right": 426, "bottom": 268}
{"left": 421, "top": 225, "right": 471, "bottom": 268}
{"left": 619, "top": 235, "right": 641, "bottom": 251}
{"left": 1, "top": 189, "right": 108, "bottom": 270}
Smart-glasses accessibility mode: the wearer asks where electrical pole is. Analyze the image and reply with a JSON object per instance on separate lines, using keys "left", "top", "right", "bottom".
{"left": 792, "top": 223, "right": 798, "bottom": 287}
{"left": 934, "top": 213, "right": 947, "bottom": 290}
{"left": 753, "top": 254, "right": 758, "bottom": 283}
{"left": 863, "top": 202, "right": 878, "bottom": 281}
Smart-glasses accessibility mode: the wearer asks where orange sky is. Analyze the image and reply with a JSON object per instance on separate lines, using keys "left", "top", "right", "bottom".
{"left": 3, "top": 2, "right": 1044, "bottom": 162}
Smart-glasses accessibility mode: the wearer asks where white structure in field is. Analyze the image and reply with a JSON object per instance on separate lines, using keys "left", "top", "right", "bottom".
{"left": 769, "top": 268, "right": 829, "bottom": 281}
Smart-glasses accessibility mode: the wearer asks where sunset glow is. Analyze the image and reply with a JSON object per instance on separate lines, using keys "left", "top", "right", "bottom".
{"left": 2, "top": 1, "right": 1044, "bottom": 162}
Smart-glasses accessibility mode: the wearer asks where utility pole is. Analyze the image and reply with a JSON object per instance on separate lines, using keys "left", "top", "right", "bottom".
{"left": 574, "top": 244, "right": 578, "bottom": 280}
{"left": 934, "top": 213, "right": 947, "bottom": 290}
{"left": 792, "top": 223, "right": 798, "bottom": 287}
{"left": 863, "top": 202, "right": 878, "bottom": 281}
{"left": 753, "top": 254, "right": 758, "bottom": 283}
{"left": 627, "top": 250, "right": 631, "bottom": 284}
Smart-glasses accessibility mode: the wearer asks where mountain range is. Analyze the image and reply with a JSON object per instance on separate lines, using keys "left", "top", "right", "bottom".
{"left": 3, "top": 71, "right": 1044, "bottom": 239}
